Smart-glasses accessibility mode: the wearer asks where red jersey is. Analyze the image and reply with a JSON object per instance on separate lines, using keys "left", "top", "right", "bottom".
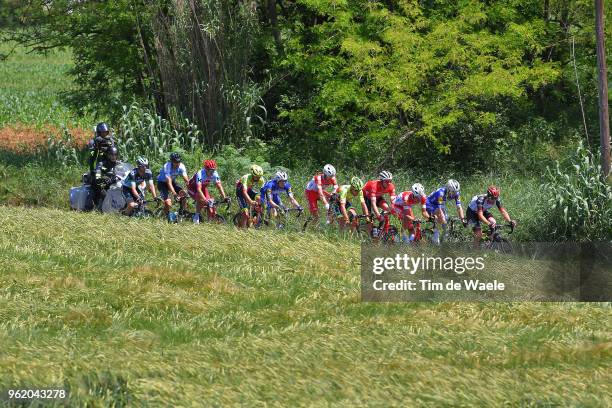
{"left": 363, "top": 180, "right": 396, "bottom": 199}
{"left": 305, "top": 173, "right": 338, "bottom": 192}
{"left": 393, "top": 191, "right": 426, "bottom": 209}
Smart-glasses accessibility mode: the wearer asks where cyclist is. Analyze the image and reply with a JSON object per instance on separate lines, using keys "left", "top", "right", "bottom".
{"left": 425, "top": 179, "right": 465, "bottom": 244}
{"left": 466, "top": 185, "right": 517, "bottom": 248}
{"left": 236, "top": 164, "right": 266, "bottom": 228}
{"left": 157, "top": 152, "right": 189, "bottom": 221}
{"left": 332, "top": 177, "right": 369, "bottom": 233}
{"left": 87, "top": 122, "right": 115, "bottom": 180}
{"left": 121, "top": 156, "right": 159, "bottom": 216}
{"left": 305, "top": 164, "right": 339, "bottom": 225}
{"left": 92, "top": 146, "right": 121, "bottom": 210}
{"left": 188, "top": 159, "right": 228, "bottom": 224}
{"left": 392, "top": 183, "right": 429, "bottom": 243}
{"left": 363, "top": 170, "right": 396, "bottom": 221}
{"left": 260, "top": 171, "right": 302, "bottom": 222}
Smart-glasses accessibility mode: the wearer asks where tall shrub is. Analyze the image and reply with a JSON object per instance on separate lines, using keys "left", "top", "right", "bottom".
{"left": 543, "top": 143, "right": 612, "bottom": 241}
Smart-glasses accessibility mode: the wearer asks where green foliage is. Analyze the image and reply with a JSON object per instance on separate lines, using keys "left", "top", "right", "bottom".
{"left": 0, "top": 40, "right": 92, "bottom": 128}
{"left": 44, "top": 127, "right": 81, "bottom": 166}
{"left": 115, "top": 103, "right": 201, "bottom": 163}
{"left": 261, "top": 0, "right": 609, "bottom": 169}
{"left": 543, "top": 143, "right": 612, "bottom": 241}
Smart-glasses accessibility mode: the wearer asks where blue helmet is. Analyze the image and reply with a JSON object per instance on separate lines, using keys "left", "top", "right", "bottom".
{"left": 96, "top": 122, "right": 110, "bottom": 136}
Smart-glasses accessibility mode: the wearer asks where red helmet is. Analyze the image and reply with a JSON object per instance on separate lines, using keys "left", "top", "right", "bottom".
{"left": 203, "top": 159, "right": 217, "bottom": 170}
{"left": 487, "top": 185, "right": 500, "bottom": 198}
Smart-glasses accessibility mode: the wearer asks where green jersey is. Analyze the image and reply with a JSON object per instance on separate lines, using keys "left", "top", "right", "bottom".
{"left": 338, "top": 184, "right": 364, "bottom": 204}
{"left": 237, "top": 174, "right": 265, "bottom": 190}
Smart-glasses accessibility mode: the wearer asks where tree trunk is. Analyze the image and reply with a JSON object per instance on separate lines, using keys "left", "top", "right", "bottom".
{"left": 595, "top": 0, "right": 611, "bottom": 176}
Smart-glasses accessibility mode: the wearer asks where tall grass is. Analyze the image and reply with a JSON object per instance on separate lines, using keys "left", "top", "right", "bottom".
{"left": 0, "top": 206, "right": 610, "bottom": 406}
{"left": 543, "top": 143, "right": 612, "bottom": 241}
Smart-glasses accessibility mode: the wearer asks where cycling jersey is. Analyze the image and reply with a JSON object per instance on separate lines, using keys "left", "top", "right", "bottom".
{"left": 306, "top": 173, "right": 338, "bottom": 192}
{"left": 122, "top": 168, "right": 153, "bottom": 189}
{"left": 426, "top": 187, "right": 461, "bottom": 211}
{"left": 236, "top": 174, "right": 265, "bottom": 191}
{"left": 468, "top": 194, "right": 503, "bottom": 212}
{"left": 393, "top": 191, "right": 426, "bottom": 209}
{"left": 338, "top": 185, "right": 364, "bottom": 204}
{"left": 188, "top": 169, "right": 221, "bottom": 191}
{"left": 363, "top": 180, "right": 396, "bottom": 199}
{"left": 260, "top": 179, "right": 293, "bottom": 199}
{"left": 157, "top": 162, "right": 187, "bottom": 183}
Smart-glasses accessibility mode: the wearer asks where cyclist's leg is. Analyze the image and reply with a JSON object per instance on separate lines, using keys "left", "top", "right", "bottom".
{"left": 305, "top": 189, "right": 320, "bottom": 224}
{"left": 121, "top": 186, "right": 137, "bottom": 216}
{"left": 466, "top": 208, "right": 482, "bottom": 248}
{"left": 158, "top": 181, "right": 172, "bottom": 215}
{"left": 236, "top": 185, "right": 249, "bottom": 228}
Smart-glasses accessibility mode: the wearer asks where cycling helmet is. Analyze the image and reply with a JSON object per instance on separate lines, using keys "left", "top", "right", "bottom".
{"left": 203, "top": 159, "right": 217, "bottom": 170}
{"left": 350, "top": 176, "right": 364, "bottom": 190}
{"left": 323, "top": 164, "right": 336, "bottom": 177}
{"left": 170, "top": 152, "right": 181, "bottom": 162}
{"left": 446, "top": 179, "right": 460, "bottom": 194}
{"left": 274, "top": 171, "right": 288, "bottom": 181}
{"left": 107, "top": 146, "right": 118, "bottom": 162}
{"left": 136, "top": 156, "right": 149, "bottom": 167}
{"left": 411, "top": 183, "right": 425, "bottom": 197}
{"left": 487, "top": 185, "right": 500, "bottom": 198}
{"left": 379, "top": 170, "right": 393, "bottom": 181}
{"left": 96, "top": 122, "right": 110, "bottom": 136}
{"left": 250, "top": 164, "right": 264, "bottom": 177}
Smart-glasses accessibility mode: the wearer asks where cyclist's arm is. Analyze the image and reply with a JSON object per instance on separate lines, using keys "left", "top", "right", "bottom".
{"left": 196, "top": 182, "right": 206, "bottom": 202}
{"left": 419, "top": 196, "right": 428, "bottom": 219}
{"left": 147, "top": 179, "right": 158, "bottom": 199}
{"left": 215, "top": 181, "right": 227, "bottom": 199}
{"left": 370, "top": 194, "right": 381, "bottom": 219}
{"left": 455, "top": 195, "right": 465, "bottom": 219}
{"left": 265, "top": 190, "right": 278, "bottom": 208}
{"left": 182, "top": 174, "right": 189, "bottom": 184}
{"left": 340, "top": 200, "right": 349, "bottom": 222}
{"left": 241, "top": 183, "right": 254, "bottom": 205}
{"left": 130, "top": 182, "right": 140, "bottom": 200}
{"left": 288, "top": 192, "right": 300, "bottom": 208}
{"left": 166, "top": 175, "right": 177, "bottom": 196}
{"left": 499, "top": 207, "right": 511, "bottom": 223}
{"left": 317, "top": 183, "right": 328, "bottom": 205}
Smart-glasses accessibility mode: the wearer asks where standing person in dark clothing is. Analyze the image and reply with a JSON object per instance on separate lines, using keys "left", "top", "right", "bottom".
{"left": 92, "top": 146, "right": 121, "bottom": 209}
{"left": 87, "top": 122, "right": 115, "bottom": 181}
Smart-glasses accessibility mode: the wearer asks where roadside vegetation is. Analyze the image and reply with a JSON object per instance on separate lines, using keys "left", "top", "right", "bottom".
{"left": 1, "top": 206, "right": 610, "bottom": 406}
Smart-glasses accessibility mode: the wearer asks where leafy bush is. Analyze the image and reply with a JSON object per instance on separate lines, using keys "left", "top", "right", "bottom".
{"left": 115, "top": 103, "right": 201, "bottom": 162}
{"left": 542, "top": 143, "right": 612, "bottom": 241}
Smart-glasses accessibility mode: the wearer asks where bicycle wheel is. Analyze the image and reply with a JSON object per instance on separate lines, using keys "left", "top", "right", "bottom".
{"left": 213, "top": 214, "right": 226, "bottom": 224}
{"left": 488, "top": 238, "right": 513, "bottom": 254}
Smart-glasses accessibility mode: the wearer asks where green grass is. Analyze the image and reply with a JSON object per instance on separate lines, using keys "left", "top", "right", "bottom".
{"left": 0, "top": 206, "right": 610, "bottom": 406}
{"left": 0, "top": 39, "right": 92, "bottom": 128}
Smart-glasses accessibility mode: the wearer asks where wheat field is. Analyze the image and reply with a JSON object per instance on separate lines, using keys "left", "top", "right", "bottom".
{"left": 0, "top": 206, "right": 610, "bottom": 406}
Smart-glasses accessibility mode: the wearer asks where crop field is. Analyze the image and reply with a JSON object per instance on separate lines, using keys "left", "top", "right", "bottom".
{"left": 0, "top": 40, "right": 91, "bottom": 151}
{"left": 0, "top": 206, "right": 610, "bottom": 406}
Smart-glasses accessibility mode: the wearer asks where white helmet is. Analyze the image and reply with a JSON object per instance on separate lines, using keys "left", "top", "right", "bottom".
{"left": 323, "top": 164, "right": 336, "bottom": 177}
{"left": 378, "top": 170, "right": 392, "bottom": 181}
{"left": 411, "top": 183, "right": 425, "bottom": 197}
{"left": 275, "top": 171, "right": 288, "bottom": 181}
{"left": 446, "top": 179, "right": 460, "bottom": 194}
{"left": 136, "top": 156, "right": 149, "bottom": 167}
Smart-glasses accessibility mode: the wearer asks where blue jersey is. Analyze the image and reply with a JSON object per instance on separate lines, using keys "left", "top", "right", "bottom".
{"left": 122, "top": 168, "right": 154, "bottom": 189}
{"left": 157, "top": 162, "right": 187, "bottom": 183}
{"left": 426, "top": 187, "right": 461, "bottom": 211}
{"left": 260, "top": 179, "right": 293, "bottom": 199}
